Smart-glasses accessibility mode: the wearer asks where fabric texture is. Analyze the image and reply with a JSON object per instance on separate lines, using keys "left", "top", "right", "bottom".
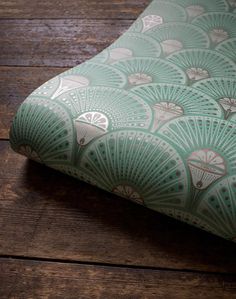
{"left": 10, "top": 0, "right": 236, "bottom": 241}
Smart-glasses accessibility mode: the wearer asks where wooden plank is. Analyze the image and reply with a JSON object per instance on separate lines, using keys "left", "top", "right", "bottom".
{"left": 0, "top": 19, "right": 132, "bottom": 67}
{"left": 1, "top": 141, "right": 236, "bottom": 274}
{"left": 1, "top": 258, "right": 236, "bottom": 299}
{"left": 0, "top": 0, "right": 149, "bottom": 20}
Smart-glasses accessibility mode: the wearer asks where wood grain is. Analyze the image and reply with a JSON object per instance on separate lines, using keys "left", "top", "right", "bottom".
{"left": 1, "top": 141, "right": 236, "bottom": 274}
{"left": 0, "top": 19, "right": 132, "bottom": 67}
{"left": 0, "top": 0, "right": 149, "bottom": 19}
{"left": 1, "top": 258, "right": 236, "bottom": 299}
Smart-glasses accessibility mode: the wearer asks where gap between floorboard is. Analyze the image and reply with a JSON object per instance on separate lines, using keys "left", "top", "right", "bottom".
{"left": 1, "top": 254, "right": 236, "bottom": 276}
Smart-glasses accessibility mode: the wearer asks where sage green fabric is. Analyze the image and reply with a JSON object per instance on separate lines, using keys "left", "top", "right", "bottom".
{"left": 10, "top": 0, "right": 236, "bottom": 241}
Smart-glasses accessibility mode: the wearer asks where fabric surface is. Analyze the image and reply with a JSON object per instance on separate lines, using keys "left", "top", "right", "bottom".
{"left": 10, "top": 0, "right": 236, "bottom": 241}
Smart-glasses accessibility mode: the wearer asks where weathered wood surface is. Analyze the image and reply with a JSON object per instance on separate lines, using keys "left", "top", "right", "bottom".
{"left": 0, "top": 19, "right": 132, "bottom": 67}
{"left": 0, "top": 0, "right": 149, "bottom": 19}
{"left": 1, "top": 141, "right": 236, "bottom": 274}
{"left": 1, "top": 258, "right": 236, "bottom": 299}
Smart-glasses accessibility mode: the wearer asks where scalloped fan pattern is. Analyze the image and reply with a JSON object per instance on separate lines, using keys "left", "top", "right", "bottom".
{"left": 10, "top": 0, "right": 236, "bottom": 241}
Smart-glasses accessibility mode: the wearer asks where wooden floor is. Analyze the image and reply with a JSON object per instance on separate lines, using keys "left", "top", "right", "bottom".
{"left": 1, "top": 1, "right": 236, "bottom": 298}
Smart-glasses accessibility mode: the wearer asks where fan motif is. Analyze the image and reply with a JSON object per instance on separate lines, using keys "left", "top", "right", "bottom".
{"left": 80, "top": 129, "right": 189, "bottom": 209}
{"left": 18, "top": 145, "right": 41, "bottom": 163}
{"left": 167, "top": 0, "right": 229, "bottom": 16}
{"left": 128, "top": 73, "right": 153, "bottom": 86}
{"left": 161, "top": 40, "right": 183, "bottom": 55}
{"left": 105, "top": 32, "right": 161, "bottom": 63}
{"left": 108, "top": 48, "right": 133, "bottom": 63}
{"left": 145, "top": 22, "right": 210, "bottom": 56}
{"left": 112, "top": 57, "right": 187, "bottom": 86}
{"left": 186, "top": 5, "right": 205, "bottom": 18}
{"left": 158, "top": 116, "right": 236, "bottom": 170}
{"left": 197, "top": 175, "right": 236, "bottom": 240}
{"left": 131, "top": 83, "right": 223, "bottom": 131}
{"left": 192, "top": 12, "right": 236, "bottom": 45}
{"left": 193, "top": 78, "right": 236, "bottom": 121}
{"left": 216, "top": 38, "right": 236, "bottom": 63}
{"left": 186, "top": 148, "right": 227, "bottom": 207}
{"left": 186, "top": 67, "right": 209, "bottom": 81}
{"left": 10, "top": 97, "right": 75, "bottom": 165}
{"left": 187, "top": 149, "right": 227, "bottom": 190}
{"left": 52, "top": 86, "right": 152, "bottom": 130}
{"left": 167, "top": 49, "right": 236, "bottom": 84}
{"left": 159, "top": 115, "right": 236, "bottom": 209}
{"left": 113, "top": 185, "right": 144, "bottom": 205}
{"left": 152, "top": 102, "right": 184, "bottom": 131}
{"left": 142, "top": 15, "right": 164, "bottom": 33}
{"left": 74, "top": 112, "right": 109, "bottom": 146}
{"left": 130, "top": 1, "right": 187, "bottom": 33}
{"left": 219, "top": 97, "right": 236, "bottom": 119}
{"left": 51, "top": 75, "right": 90, "bottom": 99}
{"left": 209, "top": 29, "right": 229, "bottom": 44}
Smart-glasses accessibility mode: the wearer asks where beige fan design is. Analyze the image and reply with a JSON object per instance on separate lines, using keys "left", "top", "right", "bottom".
{"left": 74, "top": 112, "right": 109, "bottom": 146}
